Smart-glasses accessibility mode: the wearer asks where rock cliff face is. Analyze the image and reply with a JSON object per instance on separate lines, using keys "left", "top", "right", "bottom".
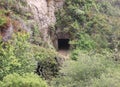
{"left": 26, "top": 0, "right": 64, "bottom": 43}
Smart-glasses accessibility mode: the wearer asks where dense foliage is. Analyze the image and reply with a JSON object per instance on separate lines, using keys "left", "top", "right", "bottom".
{"left": 0, "top": 73, "right": 47, "bottom": 87}
{"left": 51, "top": 0, "right": 120, "bottom": 87}
{"left": 51, "top": 51, "right": 120, "bottom": 87}
{"left": 56, "top": 0, "right": 120, "bottom": 50}
{"left": 0, "top": 31, "right": 60, "bottom": 86}
{"left": 33, "top": 46, "right": 60, "bottom": 79}
{"left": 0, "top": 0, "right": 120, "bottom": 87}
{"left": 0, "top": 33, "right": 35, "bottom": 79}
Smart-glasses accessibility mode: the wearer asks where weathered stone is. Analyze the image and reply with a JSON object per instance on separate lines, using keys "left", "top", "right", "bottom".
{"left": 1, "top": 23, "right": 13, "bottom": 42}
{"left": 26, "top": 0, "right": 64, "bottom": 43}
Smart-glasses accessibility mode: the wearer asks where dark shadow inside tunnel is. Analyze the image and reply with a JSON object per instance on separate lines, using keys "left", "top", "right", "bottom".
{"left": 58, "top": 39, "right": 70, "bottom": 50}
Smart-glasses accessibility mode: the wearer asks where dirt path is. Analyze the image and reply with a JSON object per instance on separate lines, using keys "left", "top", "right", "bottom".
{"left": 58, "top": 49, "right": 70, "bottom": 60}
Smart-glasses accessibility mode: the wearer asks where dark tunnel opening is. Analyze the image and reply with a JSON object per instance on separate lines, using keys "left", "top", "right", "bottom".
{"left": 58, "top": 39, "right": 70, "bottom": 50}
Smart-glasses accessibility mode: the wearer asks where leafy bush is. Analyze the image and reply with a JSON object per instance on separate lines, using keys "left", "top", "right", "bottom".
{"left": 89, "top": 72, "right": 120, "bottom": 87}
{"left": 0, "top": 9, "right": 10, "bottom": 28}
{"left": 0, "top": 16, "right": 7, "bottom": 27}
{"left": 0, "top": 33, "right": 35, "bottom": 80}
{"left": 0, "top": 0, "right": 27, "bottom": 9}
{"left": 30, "top": 25, "right": 43, "bottom": 45}
{"left": 51, "top": 51, "right": 117, "bottom": 87}
{"left": 0, "top": 26, "right": 60, "bottom": 80}
{"left": 97, "top": 0, "right": 120, "bottom": 16}
{"left": 0, "top": 0, "right": 30, "bottom": 19}
{"left": 32, "top": 45, "right": 60, "bottom": 79}
{"left": 0, "top": 73, "right": 47, "bottom": 87}
{"left": 70, "top": 33, "right": 96, "bottom": 50}
{"left": 70, "top": 49, "right": 79, "bottom": 60}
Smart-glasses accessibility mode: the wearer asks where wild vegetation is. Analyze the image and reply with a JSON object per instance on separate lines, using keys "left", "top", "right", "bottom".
{"left": 0, "top": 0, "right": 120, "bottom": 87}
{"left": 0, "top": 0, "right": 59, "bottom": 86}
{"left": 51, "top": 0, "right": 120, "bottom": 87}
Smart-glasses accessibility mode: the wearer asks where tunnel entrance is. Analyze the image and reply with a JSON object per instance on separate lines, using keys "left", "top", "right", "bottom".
{"left": 58, "top": 39, "right": 70, "bottom": 50}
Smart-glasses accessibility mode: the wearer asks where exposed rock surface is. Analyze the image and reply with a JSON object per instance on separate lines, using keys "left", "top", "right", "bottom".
{"left": 26, "top": 0, "right": 64, "bottom": 42}
{"left": 0, "top": 23, "right": 13, "bottom": 42}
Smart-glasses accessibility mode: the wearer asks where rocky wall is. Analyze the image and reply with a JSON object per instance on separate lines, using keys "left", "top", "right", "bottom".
{"left": 26, "top": 0, "right": 64, "bottom": 43}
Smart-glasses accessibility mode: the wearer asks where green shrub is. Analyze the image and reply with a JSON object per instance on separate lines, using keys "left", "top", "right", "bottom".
{"left": 89, "top": 72, "right": 120, "bottom": 87}
{"left": 0, "top": 73, "right": 47, "bottom": 87}
{"left": 98, "top": 0, "right": 120, "bottom": 16}
{"left": 70, "top": 33, "right": 96, "bottom": 50}
{"left": 0, "top": 16, "right": 7, "bottom": 27}
{"left": 0, "top": 33, "right": 35, "bottom": 80}
{"left": 0, "top": 10, "right": 9, "bottom": 27}
{"left": 0, "top": 31, "right": 60, "bottom": 80}
{"left": 32, "top": 45, "right": 60, "bottom": 79}
{"left": 30, "top": 25, "right": 43, "bottom": 45}
{"left": 51, "top": 51, "right": 116, "bottom": 87}
{"left": 70, "top": 49, "right": 79, "bottom": 60}
{"left": 0, "top": 0, "right": 27, "bottom": 9}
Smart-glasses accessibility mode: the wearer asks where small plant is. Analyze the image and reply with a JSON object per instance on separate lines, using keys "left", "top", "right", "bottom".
{"left": 70, "top": 49, "right": 79, "bottom": 60}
